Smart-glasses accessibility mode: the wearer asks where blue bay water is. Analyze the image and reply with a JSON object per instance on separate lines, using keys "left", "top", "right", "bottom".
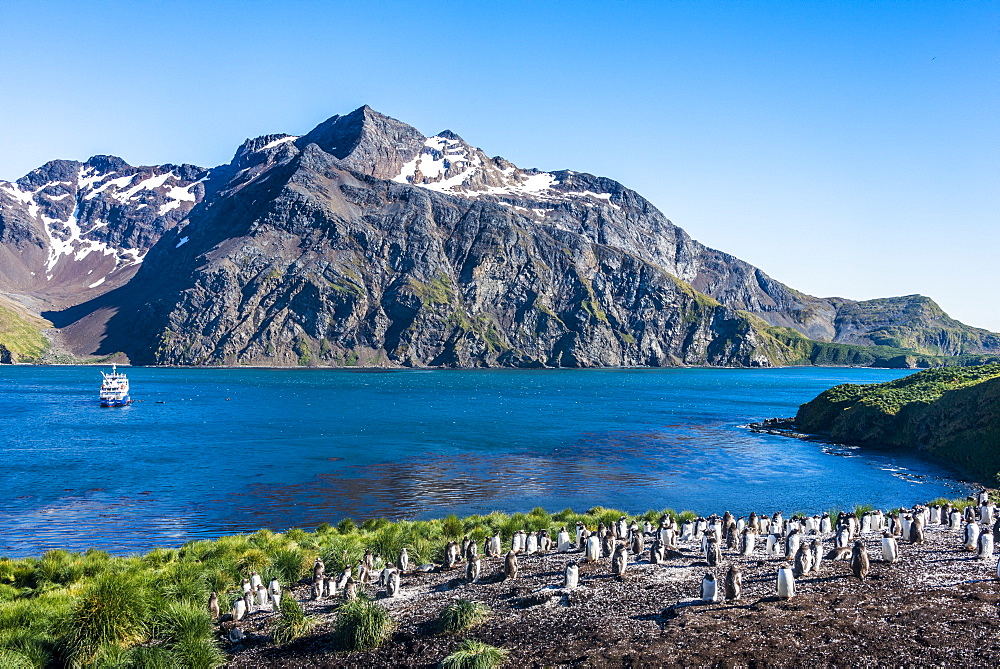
{"left": 0, "top": 366, "right": 972, "bottom": 556}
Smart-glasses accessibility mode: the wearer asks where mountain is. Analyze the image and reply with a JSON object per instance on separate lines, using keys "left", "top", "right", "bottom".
{"left": 795, "top": 364, "right": 1000, "bottom": 484}
{"left": 1, "top": 105, "right": 997, "bottom": 367}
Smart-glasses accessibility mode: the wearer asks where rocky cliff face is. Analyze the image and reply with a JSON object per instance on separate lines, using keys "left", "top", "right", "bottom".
{"left": 1, "top": 106, "right": 996, "bottom": 367}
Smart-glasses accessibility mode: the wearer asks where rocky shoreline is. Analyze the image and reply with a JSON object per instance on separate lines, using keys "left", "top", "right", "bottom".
{"left": 220, "top": 502, "right": 1000, "bottom": 668}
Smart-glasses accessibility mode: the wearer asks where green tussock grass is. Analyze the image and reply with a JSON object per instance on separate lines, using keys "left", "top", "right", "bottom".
{"left": 438, "top": 599, "right": 491, "bottom": 634}
{"left": 335, "top": 597, "right": 395, "bottom": 651}
{"left": 273, "top": 597, "right": 316, "bottom": 645}
{"left": 440, "top": 638, "right": 509, "bottom": 669}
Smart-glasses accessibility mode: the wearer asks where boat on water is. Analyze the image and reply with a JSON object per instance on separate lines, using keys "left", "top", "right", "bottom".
{"left": 99, "top": 364, "right": 132, "bottom": 407}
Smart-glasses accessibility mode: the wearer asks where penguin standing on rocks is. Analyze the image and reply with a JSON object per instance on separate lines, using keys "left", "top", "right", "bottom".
{"left": 504, "top": 551, "right": 519, "bottom": 580}
{"left": 232, "top": 597, "right": 247, "bottom": 621}
{"left": 601, "top": 533, "right": 615, "bottom": 558}
{"left": 630, "top": 531, "right": 644, "bottom": 556}
{"left": 700, "top": 572, "right": 718, "bottom": 602}
{"left": 250, "top": 571, "right": 262, "bottom": 590}
{"left": 466, "top": 557, "right": 481, "bottom": 584}
{"left": 882, "top": 532, "right": 899, "bottom": 563}
{"left": 949, "top": 509, "right": 963, "bottom": 531}
{"left": 649, "top": 538, "right": 664, "bottom": 565}
{"left": 488, "top": 532, "right": 502, "bottom": 558}
{"left": 851, "top": 540, "right": 870, "bottom": 579}
{"left": 794, "top": 543, "right": 813, "bottom": 577}
{"left": 909, "top": 514, "right": 925, "bottom": 544}
{"left": 445, "top": 541, "right": 460, "bottom": 568}
{"left": 325, "top": 576, "right": 337, "bottom": 598}
{"left": 576, "top": 522, "right": 586, "bottom": 548}
{"left": 336, "top": 566, "right": 351, "bottom": 592}
{"left": 465, "top": 540, "right": 478, "bottom": 562}
{"left": 724, "top": 565, "right": 742, "bottom": 601}
{"left": 525, "top": 532, "right": 538, "bottom": 555}
{"left": 558, "top": 527, "right": 571, "bottom": 553}
{"left": 313, "top": 559, "right": 325, "bottom": 585}
{"left": 386, "top": 570, "right": 401, "bottom": 598}
{"left": 785, "top": 529, "right": 801, "bottom": 560}
{"left": 241, "top": 579, "right": 251, "bottom": 593}
{"left": 706, "top": 537, "right": 721, "bottom": 567}
{"left": 765, "top": 534, "right": 778, "bottom": 557}
{"left": 242, "top": 590, "right": 254, "bottom": 615}
{"left": 740, "top": 528, "right": 757, "bottom": 557}
{"left": 612, "top": 544, "right": 628, "bottom": 579}
{"left": 208, "top": 592, "right": 219, "bottom": 619}
{"left": 811, "top": 539, "right": 823, "bottom": 572}
{"left": 977, "top": 529, "right": 994, "bottom": 559}
{"left": 776, "top": 563, "right": 795, "bottom": 599}
{"left": 585, "top": 535, "right": 601, "bottom": 562}
{"left": 965, "top": 521, "right": 981, "bottom": 551}
{"left": 270, "top": 586, "right": 282, "bottom": 609}
{"left": 564, "top": 561, "right": 579, "bottom": 589}
{"left": 268, "top": 579, "right": 280, "bottom": 596}
{"left": 343, "top": 577, "right": 357, "bottom": 601}
{"left": 399, "top": 548, "right": 410, "bottom": 573}
{"left": 255, "top": 584, "right": 268, "bottom": 607}
{"left": 311, "top": 580, "right": 324, "bottom": 601}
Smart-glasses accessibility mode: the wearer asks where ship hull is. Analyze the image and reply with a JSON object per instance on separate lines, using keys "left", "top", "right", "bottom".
{"left": 100, "top": 395, "right": 132, "bottom": 408}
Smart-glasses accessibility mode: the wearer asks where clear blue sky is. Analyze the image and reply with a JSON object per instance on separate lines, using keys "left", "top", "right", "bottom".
{"left": 1, "top": 1, "right": 997, "bottom": 329}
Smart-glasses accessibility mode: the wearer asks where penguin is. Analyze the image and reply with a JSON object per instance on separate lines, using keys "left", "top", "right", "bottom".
{"left": 900, "top": 514, "right": 912, "bottom": 540}
{"left": 860, "top": 513, "right": 872, "bottom": 534}
{"left": 660, "top": 527, "right": 676, "bottom": 550}
{"left": 776, "top": 563, "right": 795, "bottom": 599}
{"left": 617, "top": 516, "right": 628, "bottom": 538}
{"left": 794, "top": 542, "right": 813, "bottom": 577}
{"left": 386, "top": 570, "right": 401, "bottom": 598}
{"left": 250, "top": 571, "right": 262, "bottom": 590}
{"left": 643, "top": 520, "right": 654, "bottom": 535}
{"left": 399, "top": 547, "right": 410, "bottom": 573}
{"left": 242, "top": 590, "right": 254, "bottom": 615}
{"left": 965, "top": 505, "right": 976, "bottom": 522}
{"left": 612, "top": 544, "right": 628, "bottom": 579}
{"left": 977, "top": 529, "right": 994, "bottom": 559}
{"left": 680, "top": 521, "right": 694, "bottom": 542}
{"left": 208, "top": 592, "right": 219, "bottom": 619}
{"left": 489, "top": 532, "right": 502, "bottom": 558}
{"left": 585, "top": 535, "right": 601, "bottom": 562}
{"left": 602, "top": 533, "right": 615, "bottom": 558}
{"left": 811, "top": 539, "right": 823, "bottom": 573}
{"left": 964, "top": 521, "right": 981, "bottom": 551}
{"left": 881, "top": 532, "right": 899, "bottom": 563}
{"left": 460, "top": 537, "right": 470, "bottom": 560}
{"left": 649, "top": 538, "right": 663, "bottom": 565}
{"left": 949, "top": 510, "right": 962, "bottom": 531}
{"left": 232, "top": 598, "right": 247, "bottom": 621}
{"left": 466, "top": 557, "right": 481, "bottom": 584}
{"left": 706, "top": 537, "right": 721, "bottom": 567}
{"left": 311, "top": 581, "right": 323, "bottom": 601}
{"left": 576, "top": 522, "right": 586, "bottom": 548}
{"left": 357, "top": 562, "right": 371, "bottom": 586}
{"left": 325, "top": 576, "right": 337, "bottom": 597}
{"left": 312, "top": 559, "right": 325, "bottom": 584}
{"left": 343, "top": 577, "right": 357, "bottom": 601}
{"left": 504, "top": 551, "right": 519, "bottom": 580}
{"left": 379, "top": 563, "right": 395, "bottom": 588}
{"left": 466, "top": 540, "right": 478, "bottom": 562}
{"left": 228, "top": 627, "right": 244, "bottom": 643}
{"left": 445, "top": 541, "right": 460, "bottom": 568}
{"left": 765, "top": 533, "right": 778, "bottom": 557}
{"left": 940, "top": 504, "right": 952, "bottom": 525}
{"left": 981, "top": 503, "right": 995, "bottom": 526}
{"left": 740, "top": 528, "right": 757, "bottom": 557}
{"left": 510, "top": 531, "right": 523, "bottom": 554}
{"left": 850, "top": 539, "right": 870, "bottom": 580}
{"left": 255, "top": 584, "right": 268, "bottom": 607}
{"left": 909, "top": 514, "right": 924, "bottom": 544}
{"left": 362, "top": 549, "right": 375, "bottom": 571}
{"left": 836, "top": 527, "right": 851, "bottom": 549}
{"left": 748, "top": 511, "right": 759, "bottom": 532}
{"left": 630, "top": 531, "right": 644, "bottom": 557}
{"left": 336, "top": 566, "right": 351, "bottom": 591}
{"left": 524, "top": 532, "right": 538, "bottom": 555}
{"left": 700, "top": 572, "right": 718, "bottom": 602}
{"left": 978, "top": 490, "right": 990, "bottom": 506}
{"left": 557, "top": 527, "right": 571, "bottom": 553}
{"left": 784, "top": 529, "right": 801, "bottom": 561}
{"left": 268, "top": 578, "right": 280, "bottom": 595}
{"left": 241, "top": 578, "right": 252, "bottom": 593}
{"left": 993, "top": 517, "right": 1000, "bottom": 544}
{"left": 270, "top": 586, "right": 282, "bottom": 609}
{"left": 564, "top": 561, "right": 579, "bottom": 589}
{"left": 724, "top": 564, "right": 742, "bottom": 601}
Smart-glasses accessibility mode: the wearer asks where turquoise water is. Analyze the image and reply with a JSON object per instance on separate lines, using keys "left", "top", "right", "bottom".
{"left": 0, "top": 366, "right": 971, "bottom": 556}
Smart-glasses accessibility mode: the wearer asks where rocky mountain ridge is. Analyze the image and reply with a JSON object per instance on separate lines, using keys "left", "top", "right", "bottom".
{"left": 1, "top": 106, "right": 996, "bottom": 367}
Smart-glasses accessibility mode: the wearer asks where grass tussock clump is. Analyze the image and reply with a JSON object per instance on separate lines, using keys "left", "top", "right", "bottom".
{"left": 62, "top": 573, "right": 150, "bottom": 665}
{"left": 438, "top": 599, "right": 491, "bottom": 634}
{"left": 273, "top": 597, "right": 316, "bottom": 645}
{"left": 440, "top": 638, "right": 508, "bottom": 669}
{"left": 335, "top": 598, "right": 395, "bottom": 651}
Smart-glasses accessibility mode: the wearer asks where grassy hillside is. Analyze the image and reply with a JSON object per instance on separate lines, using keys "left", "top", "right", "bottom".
{"left": 796, "top": 364, "right": 1000, "bottom": 484}
{"left": 0, "top": 301, "right": 50, "bottom": 362}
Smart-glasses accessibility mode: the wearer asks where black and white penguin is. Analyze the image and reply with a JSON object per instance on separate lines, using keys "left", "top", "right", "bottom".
{"left": 312, "top": 558, "right": 325, "bottom": 584}
{"left": 336, "top": 566, "right": 351, "bottom": 591}
{"left": 630, "top": 531, "right": 644, "bottom": 557}
{"left": 250, "top": 571, "right": 262, "bottom": 590}
{"left": 776, "top": 563, "right": 795, "bottom": 599}
{"left": 504, "top": 551, "right": 519, "bottom": 580}
{"left": 268, "top": 578, "right": 280, "bottom": 596}
{"left": 949, "top": 509, "right": 963, "bottom": 531}
{"left": 576, "top": 522, "right": 586, "bottom": 548}
{"left": 242, "top": 590, "right": 254, "bottom": 615}
{"left": 964, "top": 521, "right": 981, "bottom": 551}
{"left": 466, "top": 557, "right": 481, "bottom": 583}
{"left": 445, "top": 541, "right": 460, "bottom": 568}
{"left": 649, "top": 538, "right": 663, "bottom": 565}
{"left": 909, "top": 514, "right": 924, "bottom": 544}
{"left": 241, "top": 578, "right": 252, "bottom": 593}
{"left": 557, "top": 527, "right": 571, "bottom": 553}
{"left": 399, "top": 547, "right": 410, "bottom": 573}
{"left": 724, "top": 564, "right": 742, "bottom": 601}
{"left": 851, "top": 539, "right": 870, "bottom": 579}
{"left": 270, "top": 586, "right": 282, "bottom": 609}
{"left": 466, "top": 539, "right": 478, "bottom": 562}
{"left": 564, "top": 561, "right": 579, "bottom": 589}
{"left": 488, "top": 532, "right": 502, "bottom": 558}
{"left": 740, "top": 527, "right": 757, "bottom": 557}
{"left": 765, "top": 533, "right": 778, "bottom": 557}
{"left": 612, "top": 544, "right": 628, "bottom": 579}
{"left": 811, "top": 539, "right": 823, "bottom": 572}
{"left": 232, "top": 597, "right": 247, "bottom": 621}
{"left": 255, "top": 584, "right": 268, "bottom": 607}
{"left": 784, "top": 529, "right": 801, "bottom": 560}
{"left": 881, "top": 532, "right": 899, "bottom": 563}
{"left": 386, "top": 569, "right": 401, "bottom": 598}
{"left": 208, "top": 592, "right": 219, "bottom": 619}
{"left": 601, "top": 533, "right": 615, "bottom": 558}
{"left": 993, "top": 517, "right": 1000, "bottom": 544}
{"left": 524, "top": 532, "right": 538, "bottom": 555}
{"left": 794, "top": 543, "right": 813, "bottom": 577}
{"left": 700, "top": 572, "right": 718, "bottom": 602}
{"left": 706, "top": 537, "right": 721, "bottom": 567}
{"left": 585, "top": 535, "right": 601, "bottom": 562}
{"left": 977, "top": 529, "right": 994, "bottom": 559}
{"left": 343, "top": 577, "right": 357, "bottom": 601}
{"left": 311, "top": 581, "right": 323, "bottom": 601}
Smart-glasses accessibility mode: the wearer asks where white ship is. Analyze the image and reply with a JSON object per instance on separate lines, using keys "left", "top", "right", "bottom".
{"left": 99, "top": 364, "right": 132, "bottom": 407}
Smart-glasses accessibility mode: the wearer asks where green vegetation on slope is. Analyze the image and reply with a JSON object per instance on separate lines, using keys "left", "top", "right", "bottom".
{"left": 796, "top": 363, "right": 1000, "bottom": 484}
{"left": 0, "top": 303, "right": 49, "bottom": 362}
